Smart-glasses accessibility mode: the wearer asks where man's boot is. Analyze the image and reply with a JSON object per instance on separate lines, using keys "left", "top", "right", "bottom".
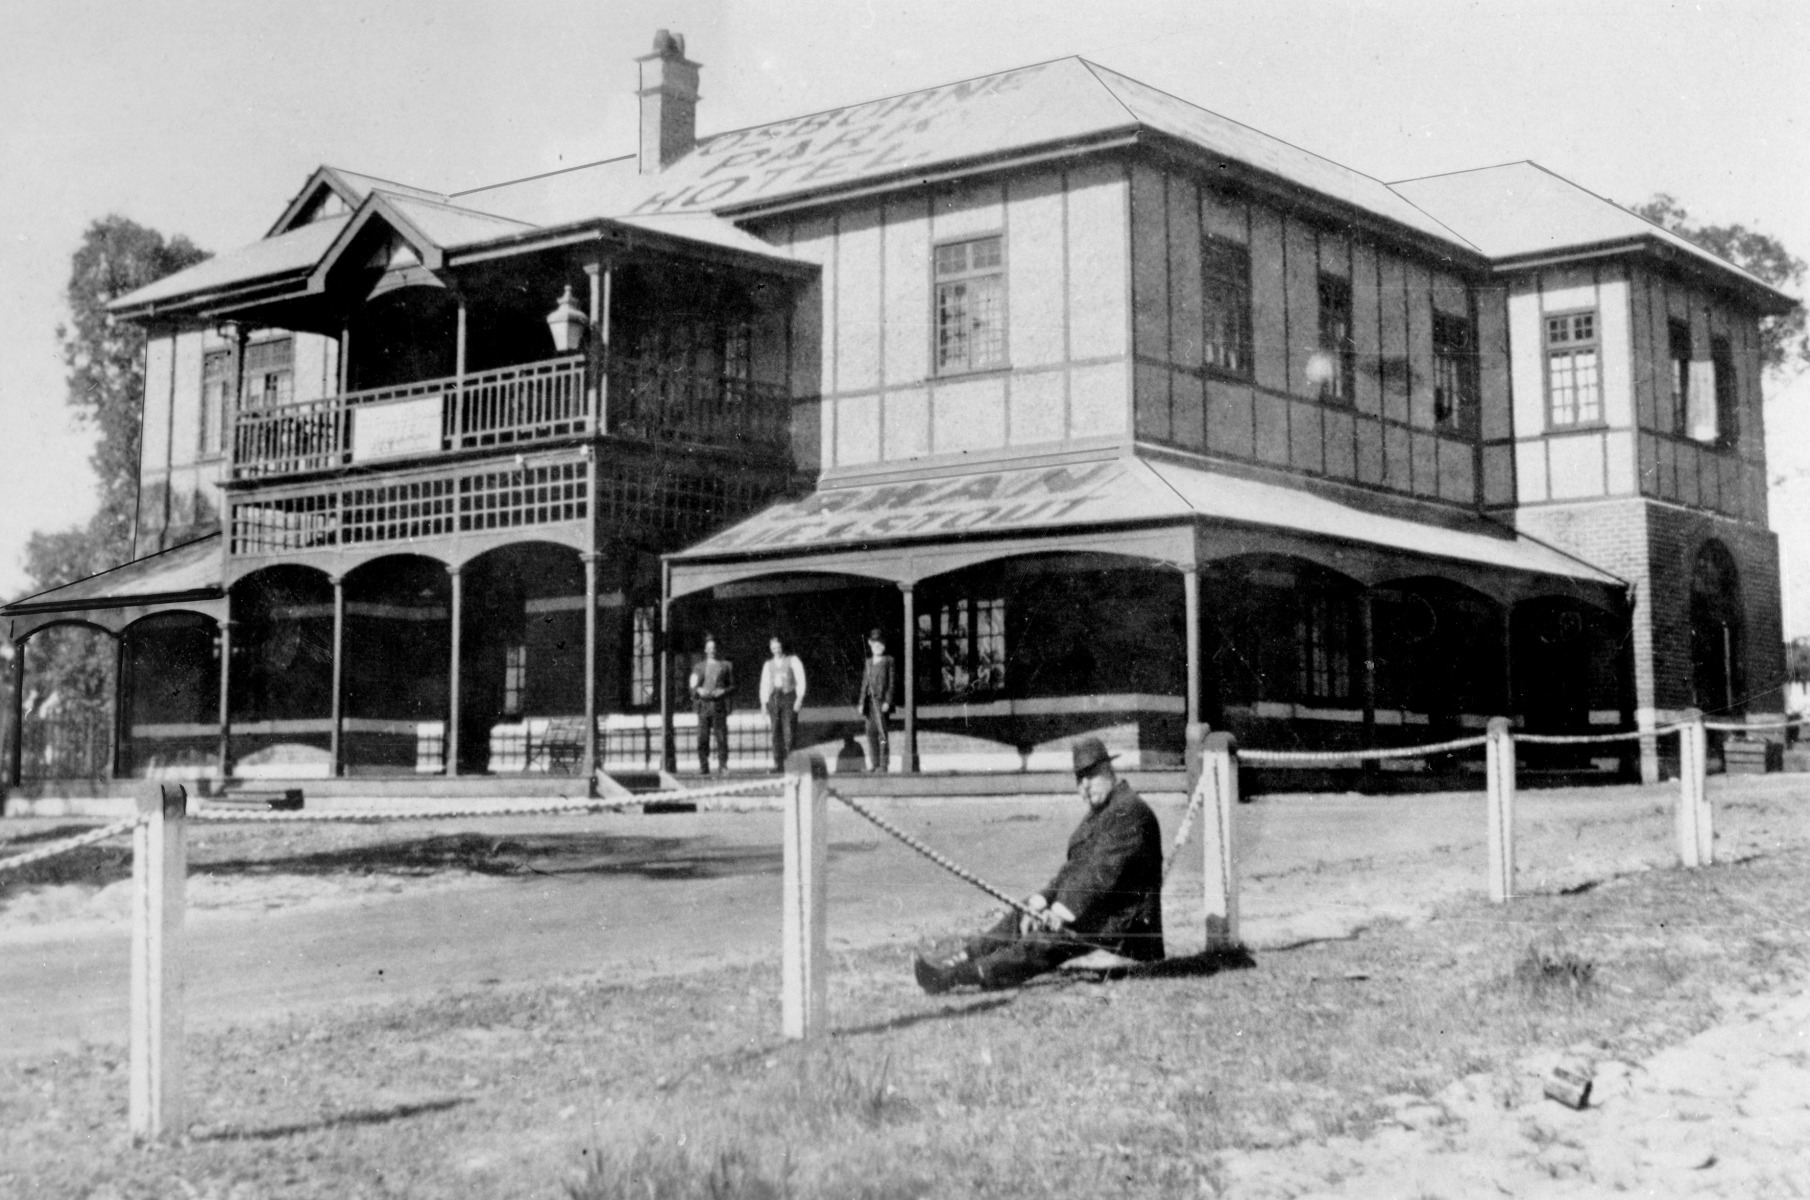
{"left": 913, "top": 949, "right": 983, "bottom": 994}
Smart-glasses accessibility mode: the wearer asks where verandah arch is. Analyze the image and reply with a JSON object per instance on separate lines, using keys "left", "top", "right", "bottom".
{"left": 10, "top": 619, "right": 119, "bottom": 783}
{"left": 1369, "top": 575, "right": 1508, "bottom": 731}
{"left": 340, "top": 554, "right": 451, "bottom": 775}
{"left": 117, "top": 611, "right": 221, "bottom": 779}
{"left": 228, "top": 564, "right": 336, "bottom": 777}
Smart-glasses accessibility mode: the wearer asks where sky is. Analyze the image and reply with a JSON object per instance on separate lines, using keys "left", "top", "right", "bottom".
{"left": 1, "top": 0, "right": 1806, "bottom": 632}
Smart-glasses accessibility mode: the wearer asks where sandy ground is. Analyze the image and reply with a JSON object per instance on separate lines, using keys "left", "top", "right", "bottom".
{"left": 5, "top": 774, "right": 1810, "bottom": 1195}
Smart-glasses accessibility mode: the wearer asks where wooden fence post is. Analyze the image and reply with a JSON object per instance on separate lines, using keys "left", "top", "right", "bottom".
{"left": 1485, "top": 717, "right": 1516, "bottom": 904}
{"left": 1201, "top": 732, "right": 1240, "bottom": 950}
{"left": 1677, "top": 710, "right": 1710, "bottom": 868}
{"left": 781, "top": 751, "right": 827, "bottom": 1040}
{"left": 130, "top": 782, "right": 187, "bottom": 1142}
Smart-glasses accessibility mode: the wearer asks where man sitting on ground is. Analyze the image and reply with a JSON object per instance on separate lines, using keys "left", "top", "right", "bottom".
{"left": 913, "top": 736, "right": 1164, "bottom": 992}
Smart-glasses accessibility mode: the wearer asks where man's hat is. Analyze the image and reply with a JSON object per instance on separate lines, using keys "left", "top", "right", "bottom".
{"left": 1071, "top": 736, "right": 1116, "bottom": 778}
{"left": 867, "top": 628, "right": 886, "bottom": 642}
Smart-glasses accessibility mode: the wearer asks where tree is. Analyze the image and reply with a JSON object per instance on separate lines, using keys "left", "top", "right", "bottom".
{"left": 42, "top": 215, "right": 210, "bottom": 581}
{"left": 1628, "top": 194, "right": 1808, "bottom": 375}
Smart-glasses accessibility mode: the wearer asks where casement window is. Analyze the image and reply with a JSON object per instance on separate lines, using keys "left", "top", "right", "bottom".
{"left": 503, "top": 643, "right": 528, "bottom": 717}
{"left": 242, "top": 337, "right": 294, "bottom": 409}
{"left": 917, "top": 595, "right": 1006, "bottom": 697}
{"left": 1202, "top": 239, "right": 1253, "bottom": 377}
{"left": 933, "top": 235, "right": 1005, "bottom": 374}
{"left": 1316, "top": 274, "right": 1355, "bottom": 402}
{"left": 1668, "top": 320, "right": 1692, "bottom": 433}
{"left": 629, "top": 606, "right": 658, "bottom": 708}
{"left": 1710, "top": 336, "right": 1737, "bottom": 449}
{"left": 200, "top": 349, "right": 232, "bottom": 456}
{"left": 1294, "top": 589, "right": 1355, "bottom": 704}
{"left": 1431, "top": 312, "right": 1476, "bottom": 430}
{"left": 1544, "top": 311, "right": 1601, "bottom": 427}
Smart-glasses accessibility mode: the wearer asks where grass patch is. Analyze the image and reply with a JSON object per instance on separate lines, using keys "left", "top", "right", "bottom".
{"left": 6, "top": 846, "right": 1810, "bottom": 1198}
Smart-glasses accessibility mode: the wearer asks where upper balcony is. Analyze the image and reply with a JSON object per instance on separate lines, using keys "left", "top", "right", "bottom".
{"left": 229, "top": 351, "right": 791, "bottom": 482}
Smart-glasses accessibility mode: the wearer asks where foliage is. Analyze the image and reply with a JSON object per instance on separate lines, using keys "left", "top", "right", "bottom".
{"left": 1628, "top": 193, "right": 1807, "bottom": 374}
{"left": 53, "top": 214, "right": 210, "bottom": 565}
{"left": 7, "top": 218, "right": 208, "bottom": 749}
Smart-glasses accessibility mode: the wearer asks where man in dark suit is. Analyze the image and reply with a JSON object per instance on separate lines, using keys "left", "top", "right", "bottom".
{"left": 688, "top": 634, "right": 735, "bottom": 776}
{"left": 913, "top": 736, "right": 1164, "bottom": 991}
{"left": 856, "top": 628, "right": 896, "bottom": 773}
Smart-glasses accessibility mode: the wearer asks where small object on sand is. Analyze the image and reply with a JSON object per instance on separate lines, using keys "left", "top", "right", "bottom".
{"left": 1543, "top": 1064, "right": 1594, "bottom": 1110}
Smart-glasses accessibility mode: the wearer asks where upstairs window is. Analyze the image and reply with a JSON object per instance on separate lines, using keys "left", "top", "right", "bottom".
{"left": 1316, "top": 274, "right": 1354, "bottom": 402}
{"left": 917, "top": 595, "right": 1006, "bottom": 698}
{"left": 1667, "top": 319, "right": 1692, "bottom": 433}
{"left": 934, "top": 235, "right": 1005, "bottom": 374}
{"left": 1544, "top": 311, "right": 1601, "bottom": 427}
{"left": 1202, "top": 240, "right": 1253, "bottom": 377}
{"left": 200, "top": 349, "right": 232, "bottom": 456}
{"left": 242, "top": 337, "right": 294, "bottom": 409}
{"left": 1710, "top": 336, "right": 1738, "bottom": 450}
{"left": 1431, "top": 312, "right": 1476, "bottom": 431}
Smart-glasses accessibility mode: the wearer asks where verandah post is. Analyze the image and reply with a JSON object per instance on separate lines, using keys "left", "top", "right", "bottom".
{"left": 1677, "top": 708, "right": 1710, "bottom": 867}
{"left": 781, "top": 751, "right": 828, "bottom": 1039}
{"left": 1485, "top": 716, "right": 1516, "bottom": 903}
{"left": 1200, "top": 732, "right": 1239, "bottom": 950}
{"left": 130, "top": 782, "right": 187, "bottom": 1142}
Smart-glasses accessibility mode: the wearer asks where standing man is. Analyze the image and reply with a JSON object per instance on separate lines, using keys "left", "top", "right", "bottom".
{"left": 758, "top": 636, "right": 807, "bottom": 773}
{"left": 856, "top": 628, "right": 896, "bottom": 773}
{"left": 912, "top": 736, "right": 1164, "bottom": 991}
{"left": 688, "top": 633, "right": 735, "bottom": 776}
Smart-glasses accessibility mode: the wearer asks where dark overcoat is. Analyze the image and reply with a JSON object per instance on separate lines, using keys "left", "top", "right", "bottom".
{"left": 1040, "top": 779, "right": 1164, "bottom": 960}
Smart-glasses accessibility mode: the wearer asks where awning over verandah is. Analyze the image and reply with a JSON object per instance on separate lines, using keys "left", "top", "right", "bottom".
{"left": 662, "top": 454, "right": 1626, "bottom": 770}
{"left": 664, "top": 455, "right": 1623, "bottom": 600}
{"left": 4, "top": 535, "right": 225, "bottom": 642}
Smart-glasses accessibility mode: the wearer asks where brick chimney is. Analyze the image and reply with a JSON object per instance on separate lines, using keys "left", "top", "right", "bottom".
{"left": 637, "top": 30, "right": 700, "bottom": 175}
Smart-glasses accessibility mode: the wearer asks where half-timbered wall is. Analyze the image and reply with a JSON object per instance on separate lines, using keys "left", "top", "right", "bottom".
{"left": 1506, "top": 263, "right": 1766, "bottom": 525}
{"left": 761, "top": 161, "right": 1133, "bottom": 475}
{"left": 1125, "top": 163, "right": 1493, "bottom": 509}
{"left": 137, "top": 324, "right": 338, "bottom": 551}
{"left": 1626, "top": 263, "right": 1769, "bottom": 524}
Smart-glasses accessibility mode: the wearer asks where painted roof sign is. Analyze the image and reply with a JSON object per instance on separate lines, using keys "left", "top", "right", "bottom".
{"left": 678, "top": 460, "right": 1187, "bottom": 557}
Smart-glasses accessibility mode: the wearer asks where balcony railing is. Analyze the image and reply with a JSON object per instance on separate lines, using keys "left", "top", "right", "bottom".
{"left": 231, "top": 354, "right": 790, "bottom": 481}
{"left": 606, "top": 359, "right": 791, "bottom": 453}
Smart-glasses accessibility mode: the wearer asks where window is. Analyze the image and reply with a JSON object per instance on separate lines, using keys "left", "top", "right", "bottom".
{"left": 1544, "top": 311, "right": 1601, "bottom": 427}
{"left": 630, "top": 606, "right": 658, "bottom": 707}
{"left": 200, "top": 349, "right": 232, "bottom": 456}
{"left": 1295, "top": 590, "right": 1355, "bottom": 704}
{"left": 1711, "top": 336, "right": 1737, "bottom": 449}
{"left": 1668, "top": 319, "right": 1692, "bottom": 433}
{"left": 934, "top": 235, "right": 1005, "bottom": 373}
{"left": 1202, "top": 240, "right": 1253, "bottom": 377}
{"left": 1316, "top": 274, "right": 1354, "bottom": 402}
{"left": 503, "top": 643, "right": 528, "bottom": 717}
{"left": 242, "top": 337, "right": 294, "bottom": 409}
{"left": 917, "top": 596, "right": 1006, "bottom": 697}
{"left": 1431, "top": 313, "right": 1476, "bottom": 430}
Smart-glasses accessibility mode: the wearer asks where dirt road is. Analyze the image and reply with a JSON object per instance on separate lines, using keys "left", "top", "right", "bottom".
{"left": 5, "top": 775, "right": 1809, "bottom": 1062}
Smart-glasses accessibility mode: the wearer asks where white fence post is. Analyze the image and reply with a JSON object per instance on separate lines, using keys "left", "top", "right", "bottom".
{"left": 1201, "top": 732, "right": 1240, "bottom": 950}
{"left": 781, "top": 751, "right": 827, "bottom": 1040}
{"left": 1677, "top": 710, "right": 1711, "bottom": 868}
{"left": 1485, "top": 717, "right": 1516, "bottom": 904}
{"left": 130, "top": 782, "right": 187, "bottom": 1142}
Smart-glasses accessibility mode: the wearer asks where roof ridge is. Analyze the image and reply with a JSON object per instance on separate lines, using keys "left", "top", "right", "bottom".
{"left": 452, "top": 154, "right": 636, "bottom": 199}
{"left": 1081, "top": 59, "right": 1392, "bottom": 189}
{"left": 324, "top": 165, "right": 447, "bottom": 201}
{"left": 370, "top": 188, "right": 536, "bottom": 227}
{"left": 1387, "top": 159, "right": 1537, "bottom": 186}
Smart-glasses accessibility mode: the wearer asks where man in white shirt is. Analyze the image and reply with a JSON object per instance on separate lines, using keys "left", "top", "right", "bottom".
{"left": 758, "top": 636, "right": 807, "bottom": 772}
